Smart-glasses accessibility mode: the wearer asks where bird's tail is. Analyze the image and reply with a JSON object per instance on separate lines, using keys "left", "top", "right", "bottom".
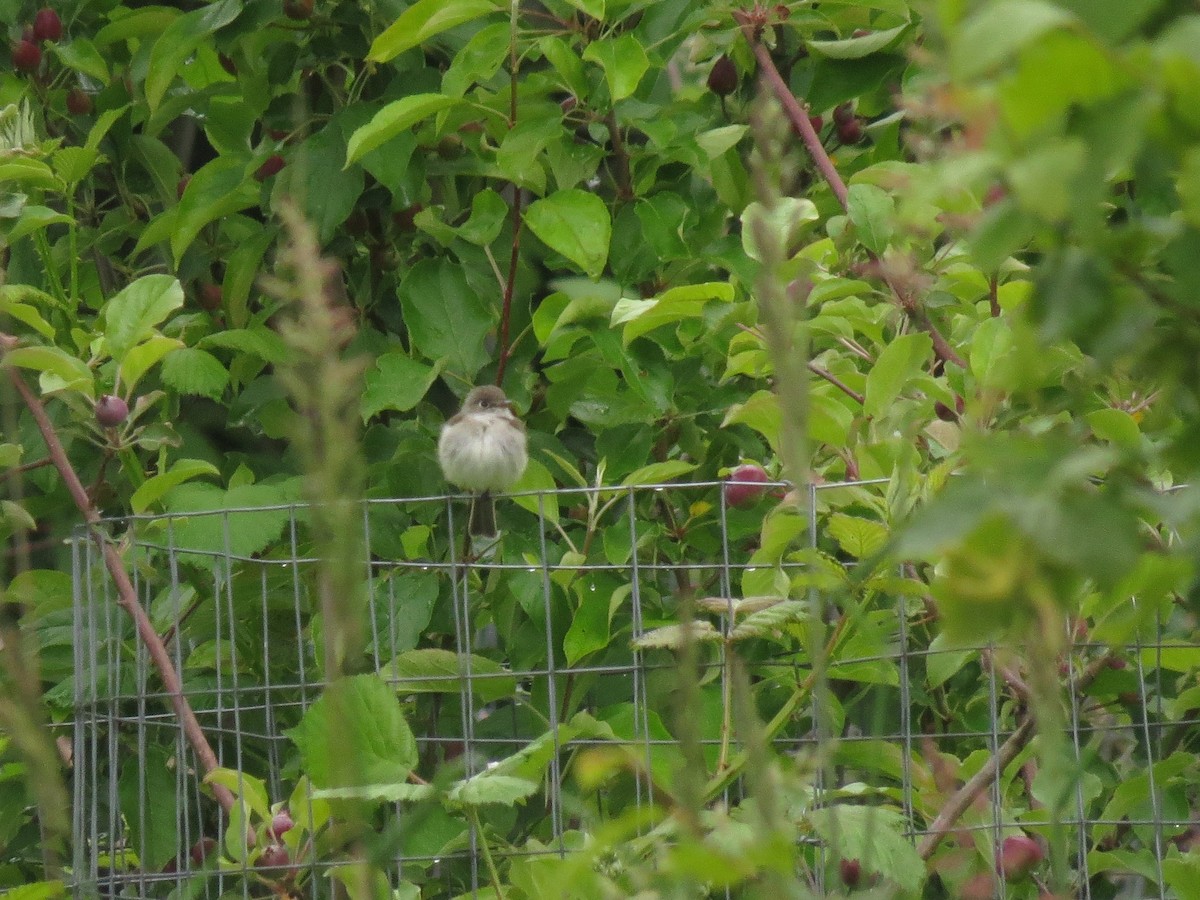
{"left": 469, "top": 491, "right": 497, "bottom": 537}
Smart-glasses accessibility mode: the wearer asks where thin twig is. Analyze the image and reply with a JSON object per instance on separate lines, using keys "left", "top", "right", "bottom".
{"left": 4, "top": 354, "right": 235, "bottom": 815}
{"left": 807, "top": 361, "right": 864, "bottom": 405}
{"left": 604, "top": 111, "right": 634, "bottom": 201}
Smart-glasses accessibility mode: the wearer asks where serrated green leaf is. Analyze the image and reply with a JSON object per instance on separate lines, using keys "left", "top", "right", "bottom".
{"left": 632, "top": 621, "right": 722, "bottom": 650}
{"left": 160, "top": 347, "right": 228, "bottom": 399}
{"left": 167, "top": 157, "right": 258, "bottom": 262}
{"left": 807, "top": 805, "right": 924, "bottom": 892}
{"left": 102, "top": 274, "right": 184, "bottom": 364}
{"left": 286, "top": 674, "right": 418, "bottom": 790}
{"left": 827, "top": 514, "right": 889, "bottom": 559}
{"left": 448, "top": 773, "right": 539, "bottom": 807}
{"left": 730, "top": 600, "right": 809, "bottom": 641}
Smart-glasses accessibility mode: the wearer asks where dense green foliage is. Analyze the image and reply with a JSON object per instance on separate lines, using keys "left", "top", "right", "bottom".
{"left": 3, "top": 0, "right": 1200, "bottom": 896}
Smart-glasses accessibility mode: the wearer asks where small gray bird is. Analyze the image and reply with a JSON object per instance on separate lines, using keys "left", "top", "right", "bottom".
{"left": 437, "top": 385, "right": 528, "bottom": 536}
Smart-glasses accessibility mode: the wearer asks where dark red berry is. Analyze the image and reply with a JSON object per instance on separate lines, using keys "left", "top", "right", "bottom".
{"left": 254, "top": 154, "right": 285, "bottom": 181}
{"left": 33, "top": 8, "right": 63, "bottom": 43}
{"left": 283, "top": 0, "right": 314, "bottom": 19}
{"left": 723, "top": 464, "right": 771, "bottom": 508}
{"left": 984, "top": 183, "right": 1007, "bottom": 206}
{"left": 392, "top": 204, "right": 423, "bottom": 233}
{"left": 66, "top": 88, "right": 92, "bottom": 115}
{"left": 269, "top": 811, "right": 294, "bottom": 840}
{"left": 198, "top": 283, "right": 223, "bottom": 311}
{"left": 257, "top": 844, "right": 290, "bottom": 868}
{"left": 189, "top": 837, "right": 216, "bottom": 866}
{"left": 808, "top": 115, "right": 823, "bottom": 132}
{"left": 934, "top": 396, "right": 963, "bottom": 422}
{"left": 833, "top": 102, "right": 855, "bottom": 125}
{"left": 12, "top": 40, "right": 41, "bottom": 73}
{"left": 218, "top": 53, "right": 237, "bottom": 76}
{"left": 997, "top": 835, "right": 1043, "bottom": 881}
{"left": 836, "top": 117, "right": 864, "bottom": 144}
{"left": 95, "top": 395, "right": 129, "bottom": 427}
{"left": 839, "top": 858, "right": 862, "bottom": 888}
{"left": 177, "top": 175, "right": 191, "bottom": 198}
{"left": 707, "top": 55, "right": 738, "bottom": 97}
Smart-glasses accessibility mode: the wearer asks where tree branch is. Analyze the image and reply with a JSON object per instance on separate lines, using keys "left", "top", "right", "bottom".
{"left": 734, "top": 8, "right": 967, "bottom": 370}
{"left": 3, "top": 353, "right": 234, "bottom": 815}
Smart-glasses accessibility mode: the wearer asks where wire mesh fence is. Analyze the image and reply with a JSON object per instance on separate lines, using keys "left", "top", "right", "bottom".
{"left": 69, "top": 480, "right": 1195, "bottom": 898}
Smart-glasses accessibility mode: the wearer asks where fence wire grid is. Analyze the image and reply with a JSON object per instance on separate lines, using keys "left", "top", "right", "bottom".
{"left": 69, "top": 479, "right": 1193, "bottom": 898}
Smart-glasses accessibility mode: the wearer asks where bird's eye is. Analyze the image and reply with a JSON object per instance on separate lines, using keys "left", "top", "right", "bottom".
{"left": 479, "top": 399, "right": 489, "bottom": 408}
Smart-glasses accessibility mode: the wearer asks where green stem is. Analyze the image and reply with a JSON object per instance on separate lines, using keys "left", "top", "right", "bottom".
{"left": 470, "top": 806, "right": 507, "bottom": 899}
{"left": 67, "top": 194, "right": 79, "bottom": 308}
{"left": 33, "top": 231, "right": 67, "bottom": 306}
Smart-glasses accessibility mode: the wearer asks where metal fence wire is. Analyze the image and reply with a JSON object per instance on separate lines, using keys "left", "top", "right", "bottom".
{"left": 69, "top": 480, "right": 1190, "bottom": 898}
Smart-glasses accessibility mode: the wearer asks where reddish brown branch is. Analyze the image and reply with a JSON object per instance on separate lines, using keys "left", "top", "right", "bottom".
{"left": 734, "top": 8, "right": 966, "bottom": 371}
{"left": 735, "top": 11, "right": 848, "bottom": 210}
{"left": 4, "top": 355, "right": 234, "bottom": 815}
{"left": 807, "top": 361, "right": 864, "bottom": 405}
{"left": 916, "top": 648, "right": 1118, "bottom": 859}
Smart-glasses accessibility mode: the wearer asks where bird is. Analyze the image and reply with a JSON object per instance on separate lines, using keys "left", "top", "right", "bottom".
{"left": 437, "top": 385, "right": 528, "bottom": 536}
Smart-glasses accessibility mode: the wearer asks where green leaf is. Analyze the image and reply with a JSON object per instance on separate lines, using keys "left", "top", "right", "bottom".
{"left": 398, "top": 259, "right": 492, "bottom": 379}
{"left": 160, "top": 348, "right": 229, "bottom": 399}
{"left": 161, "top": 480, "right": 304, "bottom": 558}
{"left": 458, "top": 189, "right": 509, "bottom": 245}
{"left": 52, "top": 38, "right": 111, "bottom": 84}
{"left": 368, "top": 0, "right": 502, "bottom": 63}
{"left": 808, "top": 24, "right": 910, "bottom": 59}
{"left": 582, "top": 33, "right": 650, "bottom": 102}
{"left": 846, "top": 183, "right": 895, "bottom": 254}
{"left": 827, "top": 514, "right": 889, "bottom": 559}
{"left": 130, "top": 459, "right": 221, "bottom": 514}
{"left": 361, "top": 353, "right": 440, "bottom": 420}
{"left": 6, "top": 205, "right": 73, "bottom": 243}
{"left": 807, "top": 805, "right": 924, "bottom": 892}
{"left": 345, "top": 94, "right": 458, "bottom": 165}
{"left": 379, "top": 648, "right": 517, "bottom": 703}
{"left": 621, "top": 459, "right": 696, "bottom": 486}
{"left": 723, "top": 390, "right": 781, "bottom": 453}
{"left": 511, "top": 457, "right": 560, "bottom": 525}
{"left": 969, "top": 315, "right": 1016, "bottom": 389}
{"left": 564, "top": 584, "right": 612, "bottom": 664}
{"left": 0, "top": 883, "right": 65, "bottom": 900}
{"left": 741, "top": 197, "right": 819, "bottom": 262}
{"left": 197, "top": 328, "right": 289, "bottom": 363}
{"left": 286, "top": 674, "right": 418, "bottom": 790}
{"left": 102, "top": 274, "right": 184, "bottom": 364}
{"left": 613, "top": 282, "right": 733, "bottom": 344}
{"left": 447, "top": 773, "right": 539, "bottom": 807}
{"left": 524, "top": 189, "right": 612, "bottom": 278}
{"left": 203, "top": 767, "right": 271, "bottom": 822}
{"left": 952, "top": 0, "right": 1074, "bottom": 79}
{"left": 863, "top": 332, "right": 931, "bottom": 417}
{"left": 4, "top": 346, "right": 94, "bottom": 398}
{"left": 145, "top": 0, "right": 242, "bottom": 112}
{"left": 120, "top": 335, "right": 183, "bottom": 391}
{"left": 119, "top": 746, "right": 179, "bottom": 871}
{"left": 1087, "top": 408, "right": 1141, "bottom": 449}
{"left": 166, "top": 157, "right": 258, "bottom": 262}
